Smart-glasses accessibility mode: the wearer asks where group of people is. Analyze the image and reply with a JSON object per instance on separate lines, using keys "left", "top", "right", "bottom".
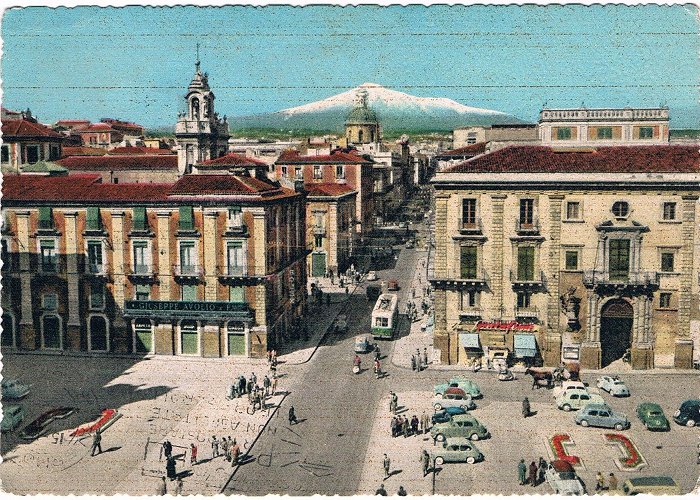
{"left": 210, "top": 435, "right": 242, "bottom": 467}
{"left": 375, "top": 484, "right": 407, "bottom": 496}
{"left": 517, "top": 457, "right": 548, "bottom": 487}
{"left": 596, "top": 471, "right": 619, "bottom": 492}
{"left": 228, "top": 372, "right": 278, "bottom": 412}
{"left": 390, "top": 412, "right": 430, "bottom": 438}
{"left": 411, "top": 348, "right": 429, "bottom": 371}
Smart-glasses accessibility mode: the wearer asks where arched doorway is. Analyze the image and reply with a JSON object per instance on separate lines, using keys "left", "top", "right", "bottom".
{"left": 600, "top": 299, "right": 633, "bottom": 367}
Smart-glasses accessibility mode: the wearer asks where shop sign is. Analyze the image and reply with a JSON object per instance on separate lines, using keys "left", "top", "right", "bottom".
{"left": 476, "top": 320, "right": 535, "bottom": 331}
{"left": 125, "top": 300, "right": 252, "bottom": 319}
{"left": 562, "top": 345, "right": 580, "bottom": 360}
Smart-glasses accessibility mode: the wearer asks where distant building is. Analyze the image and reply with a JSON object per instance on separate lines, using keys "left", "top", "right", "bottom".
{"left": 452, "top": 124, "right": 539, "bottom": 150}
{"left": 228, "top": 138, "right": 300, "bottom": 165}
{"left": 344, "top": 89, "right": 381, "bottom": 145}
{"left": 1, "top": 108, "right": 64, "bottom": 174}
{"left": 305, "top": 183, "right": 357, "bottom": 277}
{"left": 77, "top": 123, "right": 124, "bottom": 149}
{"left": 175, "top": 58, "right": 229, "bottom": 175}
{"left": 192, "top": 152, "right": 269, "bottom": 178}
{"left": 101, "top": 118, "right": 145, "bottom": 138}
{"left": 539, "top": 107, "right": 670, "bottom": 146}
{"left": 1, "top": 172, "right": 307, "bottom": 358}
{"left": 434, "top": 142, "right": 487, "bottom": 172}
{"left": 56, "top": 154, "right": 178, "bottom": 184}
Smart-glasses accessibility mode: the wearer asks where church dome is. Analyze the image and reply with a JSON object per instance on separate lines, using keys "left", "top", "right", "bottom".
{"left": 346, "top": 106, "right": 379, "bottom": 124}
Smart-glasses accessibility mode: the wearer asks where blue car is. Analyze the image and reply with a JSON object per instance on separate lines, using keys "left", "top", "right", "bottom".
{"left": 432, "top": 407, "right": 467, "bottom": 424}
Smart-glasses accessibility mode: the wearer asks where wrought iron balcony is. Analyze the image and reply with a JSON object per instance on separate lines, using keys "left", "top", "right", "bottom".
{"left": 515, "top": 218, "right": 540, "bottom": 234}
{"left": 173, "top": 264, "right": 203, "bottom": 278}
{"left": 514, "top": 306, "right": 540, "bottom": 319}
{"left": 431, "top": 270, "right": 489, "bottom": 290}
{"left": 219, "top": 265, "right": 247, "bottom": 277}
{"left": 510, "top": 269, "right": 546, "bottom": 288}
{"left": 583, "top": 270, "right": 659, "bottom": 289}
{"left": 128, "top": 263, "right": 154, "bottom": 277}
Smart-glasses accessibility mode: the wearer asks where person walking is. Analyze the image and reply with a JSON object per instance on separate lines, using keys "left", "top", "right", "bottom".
{"left": 221, "top": 437, "right": 229, "bottom": 461}
{"left": 161, "top": 439, "right": 172, "bottom": 460}
{"left": 390, "top": 392, "right": 398, "bottom": 414}
{"left": 391, "top": 417, "right": 397, "bottom": 438}
{"left": 609, "top": 473, "right": 618, "bottom": 491}
{"left": 423, "top": 348, "right": 429, "bottom": 367}
{"left": 421, "top": 449, "right": 430, "bottom": 477}
{"left": 166, "top": 455, "right": 177, "bottom": 480}
{"left": 231, "top": 439, "right": 240, "bottom": 466}
{"left": 90, "top": 428, "right": 103, "bottom": 457}
{"left": 263, "top": 375, "right": 271, "bottom": 397}
{"left": 271, "top": 375, "right": 278, "bottom": 396}
{"left": 190, "top": 443, "right": 198, "bottom": 465}
{"left": 411, "top": 355, "right": 417, "bottom": 371}
{"left": 383, "top": 453, "right": 391, "bottom": 479}
{"left": 528, "top": 460, "right": 538, "bottom": 486}
{"left": 522, "top": 397, "right": 531, "bottom": 418}
{"left": 411, "top": 415, "right": 419, "bottom": 435}
{"left": 375, "top": 484, "right": 387, "bottom": 496}
{"left": 288, "top": 406, "right": 298, "bottom": 425}
{"left": 174, "top": 478, "right": 183, "bottom": 495}
{"left": 211, "top": 435, "right": 219, "bottom": 458}
{"left": 518, "top": 459, "right": 527, "bottom": 485}
{"left": 596, "top": 472, "right": 606, "bottom": 491}
{"left": 157, "top": 476, "right": 167, "bottom": 495}
{"left": 238, "top": 375, "right": 246, "bottom": 395}
{"left": 403, "top": 417, "right": 410, "bottom": 438}
{"left": 538, "top": 457, "right": 547, "bottom": 485}
{"left": 397, "top": 486, "right": 407, "bottom": 496}
{"left": 374, "top": 359, "right": 382, "bottom": 379}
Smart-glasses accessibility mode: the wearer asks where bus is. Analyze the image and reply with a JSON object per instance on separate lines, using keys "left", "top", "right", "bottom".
{"left": 371, "top": 293, "right": 399, "bottom": 339}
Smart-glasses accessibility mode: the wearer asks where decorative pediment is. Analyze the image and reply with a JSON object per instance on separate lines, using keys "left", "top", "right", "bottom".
{"left": 595, "top": 219, "right": 648, "bottom": 233}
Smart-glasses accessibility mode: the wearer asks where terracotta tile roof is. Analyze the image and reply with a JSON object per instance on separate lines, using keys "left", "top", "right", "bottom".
{"left": 446, "top": 145, "right": 700, "bottom": 174}
{"left": 196, "top": 153, "right": 267, "bottom": 167}
{"left": 1, "top": 119, "right": 64, "bottom": 139}
{"left": 305, "top": 183, "right": 356, "bottom": 197}
{"left": 79, "top": 123, "right": 113, "bottom": 132}
{"left": 57, "top": 155, "right": 178, "bottom": 171}
{"left": 61, "top": 146, "right": 108, "bottom": 157}
{"left": 2, "top": 175, "right": 170, "bottom": 203}
{"left": 55, "top": 119, "right": 91, "bottom": 129}
{"left": 109, "top": 146, "right": 174, "bottom": 155}
{"left": 440, "top": 142, "right": 487, "bottom": 156}
{"left": 169, "top": 174, "right": 279, "bottom": 196}
{"left": 276, "top": 150, "right": 372, "bottom": 165}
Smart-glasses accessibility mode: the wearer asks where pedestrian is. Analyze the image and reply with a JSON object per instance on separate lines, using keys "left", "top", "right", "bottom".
{"left": 391, "top": 417, "right": 397, "bottom": 438}
{"left": 423, "top": 347, "right": 429, "bottom": 367}
{"left": 538, "top": 457, "right": 547, "bottom": 485}
{"left": 238, "top": 375, "right": 246, "bottom": 395}
{"left": 221, "top": 437, "right": 229, "bottom": 460}
{"left": 166, "top": 455, "right": 177, "bottom": 480}
{"left": 157, "top": 476, "right": 167, "bottom": 495}
{"left": 271, "top": 375, "right": 278, "bottom": 396}
{"left": 522, "top": 397, "right": 531, "bottom": 418}
{"left": 596, "top": 472, "right": 606, "bottom": 491}
{"left": 411, "top": 355, "right": 417, "bottom": 371}
{"left": 90, "top": 428, "right": 103, "bottom": 457}
{"left": 528, "top": 460, "right": 537, "bottom": 486}
{"left": 411, "top": 415, "right": 419, "bottom": 435}
{"left": 397, "top": 486, "right": 407, "bottom": 496}
{"left": 251, "top": 372, "right": 257, "bottom": 387}
{"left": 518, "top": 459, "right": 527, "bottom": 485}
{"left": 421, "top": 449, "right": 430, "bottom": 477}
{"left": 383, "top": 453, "right": 391, "bottom": 479}
{"left": 389, "top": 392, "right": 398, "bottom": 414}
{"left": 211, "top": 435, "right": 219, "bottom": 458}
{"left": 162, "top": 439, "right": 173, "bottom": 460}
{"left": 375, "top": 484, "right": 387, "bottom": 496}
{"left": 609, "top": 473, "right": 618, "bottom": 491}
{"left": 402, "top": 417, "right": 410, "bottom": 438}
{"left": 246, "top": 378, "right": 253, "bottom": 396}
{"left": 374, "top": 359, "right": 382, "bottom": 379}
{"left": 174, "top": 478, "right": 183, "bottom": 496}
{"left": 267, "top": 349, "right": 272, "bottom": 363}
{"left": 263, "top": 375, "right": 271, "bottom": 397}
{"left": 271, "top": 349, "right": 277, "bottom": 364}
{"left": 288, "top": 406, "right": 298, "bottom": 425}
{"left": 190, "top": 443, "right": 198, "bottom": 465}
{"left": 231, "top": 439, "right": 240, "bottom": 466}
{"left": 421, "top": 411, "right": 430, "bottom": 433}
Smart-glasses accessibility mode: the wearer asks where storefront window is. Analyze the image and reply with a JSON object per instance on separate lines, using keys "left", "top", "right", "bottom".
{"left": 180, "top": 320, "right": 199, "bottom": 355}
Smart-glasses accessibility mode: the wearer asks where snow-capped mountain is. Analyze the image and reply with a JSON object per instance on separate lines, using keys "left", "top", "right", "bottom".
{"left": 232, "top": 83, "right": 525, "bottom": 133}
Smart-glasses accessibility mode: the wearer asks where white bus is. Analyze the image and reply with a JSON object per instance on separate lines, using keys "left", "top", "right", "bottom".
{"left": 371, "top": 293, "right": 399, "bottom": 339}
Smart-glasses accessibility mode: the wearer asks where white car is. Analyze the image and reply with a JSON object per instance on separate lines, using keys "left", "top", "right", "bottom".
{"left": 552, "top": 381, "right": 587, "bottom": 400}
{"left": 545, "top": 460, "right": 586, "bottom": 495}
{"left": 366, "top": 271, "right": 378, "bottom": 281}
{"left": 596, "top": 375, "right": 630, "bottom": 397}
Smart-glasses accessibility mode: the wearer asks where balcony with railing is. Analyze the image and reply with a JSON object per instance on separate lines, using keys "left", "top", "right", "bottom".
{"left": 128, "top": 263, "right": 155, "bottom": 282}
{"left": 218, "top": 265, "right": 247, "bottom": 278}
{"left": 583, "top": 270, "right": 659, "bottom": 290}
{"left": 514, "top": 306, "right": 540, "bottom": 320}
{"left": 173, "top": 264, "right": 203, "bottom": 281}
{"left": 459, "top": 306, "right": 483, "bottom": 320}
{"left": 431, "top": 270, "right": 489, "bottom": 290}
{"left": 313, "top": 225, "right": 326, "bottom": 236}
{"left": 510, "top": 269, "right": 546, "bottom": 289}
{"left": 460, "top": 219, "right": 483, "bottom": 235}
{"left": 514, "top": 218, "right": 540, "bottom": 235}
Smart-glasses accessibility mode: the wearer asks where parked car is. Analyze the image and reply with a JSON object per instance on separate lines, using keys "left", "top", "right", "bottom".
{"left": 1, "top": 404, "right": 25, "bottom": 432}
{"left": 405, "top": 240, "right": 415, "bottom": 249}
{"left": 556, "top": 389, "right": 605, "bottom": 412}
{"left": 431, "top": 407, "right": 467, "bottom": 425}
{"left": 596, "top": 375, "right": 630, "bottom": 397}
{"left": 432, "top": 387, "right": 476, "bottom": 411}
{"left": 434, "top": 377, "right": 482, "bottom": 398}
{"left": 366, "top": 270, "right": 378, "bottom": 281}
{"left": 429, "top": 437, "right": 483, "bottom": 465}
{"left": 552, "top": 380, "right": 588, "bottom": 400}
{"left": 544, "top": 460, "right": 587, "bottom": 495}
{"left": 366, "top": 284, "right": 382, "bottom": 302}
{"left": 575, "top": 403, "right": 630, "bottom": 430}
{"left": 673, "top": 399, "right": 700, "bottom": 427}
{"left": 387, "top": 279, "right": 399, "bottom": 291}
{"left": 621, "top": 476, "right": 681, "bottom": 495}
{"left": 636, "top": 402, "right": 670, "bottom": 432}
{"left": 1, "top": 379, "right": 30, "bottom": 400}
{"left": 19, "top": 407, "right": 77, "bottom": 441}
{"left": 430, "top": 413, "right": 489, "bottom": 442}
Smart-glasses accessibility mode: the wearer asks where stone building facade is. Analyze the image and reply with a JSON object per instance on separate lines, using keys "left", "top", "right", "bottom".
{"left": 1, "top": 108, "right": 64, "bottom": 174}
{"left": 1, "top": 173, "right": 307, "bottom": 358}
{"left": 431, "top": 145, "right": 700, "bottom": 370}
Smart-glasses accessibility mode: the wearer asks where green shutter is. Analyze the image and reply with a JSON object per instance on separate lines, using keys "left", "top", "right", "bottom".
{"left": 517, "top": 247, "right": 535, "bottom": 281}
{"left": 460, "top": 246, "right": 477, "bottom": 279}
{"left": 182, "top": 285, "right": 197, "bottom": 301}
{"left": 86, "top": 207, "right": 101, "bottom": 231}
{"left": 133, "top": 207, "right": 147, "bottom": 231}
{"left": 229, "top": 286, "right": 245, "bottom": 303}
{"left": 38, "top": 207, "right": 53, "bottom": 230}
{"left": 179, "top": 206, "right": 194, "bottom": 231}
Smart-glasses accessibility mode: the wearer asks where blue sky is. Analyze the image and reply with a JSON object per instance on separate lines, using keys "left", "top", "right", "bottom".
{"left": 2, "top": 4, "right": 699, "bottom": 128}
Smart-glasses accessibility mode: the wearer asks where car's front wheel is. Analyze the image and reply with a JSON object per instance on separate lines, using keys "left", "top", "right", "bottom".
{"left": 466, "top": 456, "right": 476, "bottom": 464}
{"left": 435, "top": 433, "right": 445, "bottom": 442}
{"left": 434, "top": 456, "right": 444, "bottom": 465}
{"left": 470, "top": 433, "right": 480, "bottom": 441}
{"left": 614, "top": 423, "right": 624, "bottom": 431}
{"left": 686, "top": 419, "right": 696, "bottom": 428}
{"left": 434, "top": 403, "right": 443, "bottom": 411}
{"left": 562, "top": 404, "right": 572, "bottom": 412}
{"left": 580, "top": 420, "right": 589, "bottom": 427}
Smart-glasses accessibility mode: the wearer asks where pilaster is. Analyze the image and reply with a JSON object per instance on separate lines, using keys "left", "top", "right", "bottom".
{"left": 490, "top": 194, "right": 507, "bottom": 317}
{"left": 63, "top": 211, "right": 81, "bottom": 351}
{"left": 203, "top": 210, "right": 219, "bottom": 301}
{"left": 15, "top": 211, "right": 35, "bottom": 348}
{"left": 110, "top": 211, "right": 129, "bottom": 352}
{"left": 544, "top": 195, "right": 564, "bottom": 365}
{"left": 156, "top": 210, "right": 172, "bottom": 299}
{"left": 675, "top": 195, "right": 697, "bottom": 368}
{"left": 252, "top": 210, "right": 267, "bottom": 276}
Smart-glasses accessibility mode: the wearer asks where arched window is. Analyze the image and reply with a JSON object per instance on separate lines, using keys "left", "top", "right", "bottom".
{"left": 41, "top": 314, "right": 62, "bottom": 350}
{"left": 89, "top": 315, "right": 109, "bottom": 352}
{"left": 191, "top": 98, "right": 200, "bottom": 120}
{"left": 370, "top": 130, "right": 374, "bottom": 143}
{"left": 358, "top": 130, "right": 364, "bottom": 143}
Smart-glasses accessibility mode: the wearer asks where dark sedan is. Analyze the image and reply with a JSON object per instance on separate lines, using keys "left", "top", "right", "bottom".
{"left": 431, "top": 406, "right": 467, "bottom": 424}
{"left": 19, "top": 407, "right": 77, "bottom": 441}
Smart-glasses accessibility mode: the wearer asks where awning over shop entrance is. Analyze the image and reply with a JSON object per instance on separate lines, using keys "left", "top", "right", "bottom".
{"left": 514, "top": 334, "right": 538, "bottom": 358}
{"left": 459, "top": 332, "right": 481, "bottom": 349}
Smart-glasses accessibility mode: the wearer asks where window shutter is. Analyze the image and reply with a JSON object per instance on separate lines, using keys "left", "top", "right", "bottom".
{"left": 133, "top": 207, "right": 147, "bottom": 231}
{"left": 460, "top": 246, "right": 477, "bottom": 279}
{"left": 518, "top": 247, "right": 535, "bottom": 281}
{"left": 38, "top": 207, "right": 53, "bottom": 230}
{"left": 179, "top": 206, "right": 194, "bottom": 231}
{"left": 86, "top": 207, "right": 101, "bottom": 231}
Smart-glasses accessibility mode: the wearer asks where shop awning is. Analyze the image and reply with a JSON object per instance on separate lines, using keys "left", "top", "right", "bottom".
{"left": 459, "top": 333, "right": 481, "bottom": 349}
{"left": 514, "top": 334, "right": 538, "bottom": 358}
